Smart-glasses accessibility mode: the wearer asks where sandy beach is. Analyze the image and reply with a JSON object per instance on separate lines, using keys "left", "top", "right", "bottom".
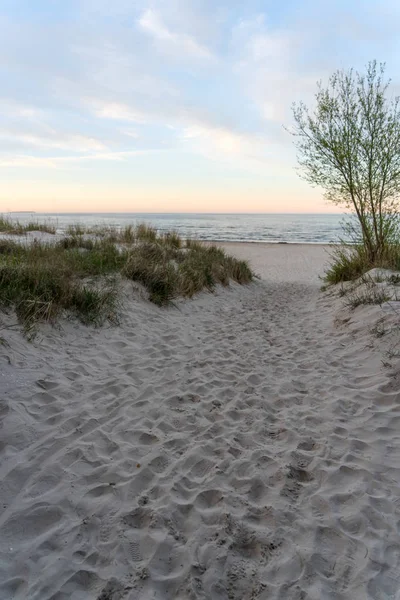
{"left": 1, "top": 242, "right": 400, "bottom": 600}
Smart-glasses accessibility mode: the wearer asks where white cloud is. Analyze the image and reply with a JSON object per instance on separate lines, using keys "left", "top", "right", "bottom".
{"left": 87, "top": 95, "right": 275, "bottom": 172}
{"left": 234, "top": 14, "right": 293, "bottom": 63}
{"left": 182, "top": 123, "right": 264, "bottom": 158}
{"left": 178, "top": 120, "right": 294, "bottom": 176}
{"left": 232, "top": 14, "right": 318, "bottom": 124}
{"left": 88, "top": 100, "right": 148, "bottom": 123}
{"left": 138, "top": 9, "right": 214, "bottom": 60}
{"left": 0, "top": 99, "right": 40, "bottom": 119}
{"left": 0, "top": 130, "right": 107, "bottom": 152}
{"left": 122, "top": 128, "right": 139, "bottom": 139}
{"left": 0, "top": 156, "right": 59, "bottom": 168}
{"left": 0, "top": 149, "right": 155, "bottom": 168}
{"left": 87, "top": 93, "right": 268, "bottom": 164}
{"left": 248, "top": 32, "right": 292, "bottom": 62}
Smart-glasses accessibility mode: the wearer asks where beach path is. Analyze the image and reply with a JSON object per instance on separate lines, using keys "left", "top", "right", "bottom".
{"left": 0, "top": 244, "right": 399, "bottom": 600}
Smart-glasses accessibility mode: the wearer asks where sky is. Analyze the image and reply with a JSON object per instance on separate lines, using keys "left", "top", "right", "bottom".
{"left": 1, "top": 0, "right": 400, "bottom": 213}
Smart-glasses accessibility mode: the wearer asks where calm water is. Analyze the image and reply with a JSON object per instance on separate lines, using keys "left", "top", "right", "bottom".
{"left": 7, "top": 213, "right": 347, "bottom": 244}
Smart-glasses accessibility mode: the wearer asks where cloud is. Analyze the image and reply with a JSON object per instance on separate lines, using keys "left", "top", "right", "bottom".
{"left": 231, "top": 15, "right": 311, "bottom": 124}
{"left": 3, "top": 0, "right": 400, "bottom": 205}
{"left": 0, "top": 156, "right": 59, "bottom": 169}
{"left": 234, "top": 14, "right": 293, "bottom": 63}
{"left": 182, "top": 123, "right": 264, "bottom": 159}
{"left": 0, "top": 131, "right": 107, "bottom": 153}
{"left": 0, "top": 100, "right": 40, "bottom": 119}
{"left": 85, "top": 89, "right": 272, "bottom": 169}
{"left": 138, "top": 9, "right": 214, "bottom": 60}
{"left": 0, "top": 149, "right": 155, "bottom": 169}
{"left": 88, "top": 95, "right": 273, "bottom": 172}
{"left": 122, "top": 128, "right": 139, "bottom": 139}
{"left": 178, "top": 119, "right": 293, "bottom": 176}
{"left": 0, "top": 5, "right": 296, "bottom": 179}
{"left": 89, "top": 100, "right": 148, "bottom": 123}
{"left": 232, "top": 5, "right": 400, "bottom": 131}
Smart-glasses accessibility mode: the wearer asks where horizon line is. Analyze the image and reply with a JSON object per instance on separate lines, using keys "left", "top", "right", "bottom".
{"left": 6, "top": 211, "right": 347, "bottom": 216}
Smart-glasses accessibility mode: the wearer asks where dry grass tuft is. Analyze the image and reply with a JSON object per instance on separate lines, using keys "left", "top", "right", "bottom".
{"left": 344, "top": 284, "right": 391, "bottom": 309}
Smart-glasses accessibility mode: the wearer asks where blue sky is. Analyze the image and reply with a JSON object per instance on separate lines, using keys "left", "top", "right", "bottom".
{"left": 1, "top": 0, "right": 400, "bottom": 213}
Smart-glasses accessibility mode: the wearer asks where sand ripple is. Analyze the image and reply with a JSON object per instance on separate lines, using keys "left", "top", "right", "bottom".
{"left": 1, "top": 272, "right": 400, "bottom": 599}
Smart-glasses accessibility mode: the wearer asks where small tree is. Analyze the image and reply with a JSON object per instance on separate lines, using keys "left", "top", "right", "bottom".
{"left": 291, "top": 61, "right": 400, "bottom": 262}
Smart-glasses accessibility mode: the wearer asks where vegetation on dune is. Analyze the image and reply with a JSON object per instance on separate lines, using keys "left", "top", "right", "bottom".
{"left": 0, "top": 240, "right": 120, "bottom": 336}
{"left": 65, "top": 223, "right": 87, "bottom": 236}
{"left": 344, "top": 285, "right": 391, "bottom": 309}
{"left": 325, "top": 243, "right": 400, "bottom": 284}
{"left": 0, "top": 222, "right": 253, "bottom": 335}
{"left": 65, "top": 222, "right": 159, "bottom": 243}
{"left": 290, "top": 61, "right": 400, "bottom": 283}
{"left": 0, "top": 215, "right": 56, "bottom": 235}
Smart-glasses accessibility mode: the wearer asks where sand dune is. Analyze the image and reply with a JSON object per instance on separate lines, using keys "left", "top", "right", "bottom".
{"left": 1, "top": 244, "right": 400, "bottom": 599}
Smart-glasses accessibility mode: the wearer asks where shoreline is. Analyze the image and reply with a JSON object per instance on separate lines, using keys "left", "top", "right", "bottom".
{"left": 209, "top": 240, "right": 333, "bottom": 246}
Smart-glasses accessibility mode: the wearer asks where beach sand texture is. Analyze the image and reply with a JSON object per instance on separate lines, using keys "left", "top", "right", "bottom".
{"left": 1, "top": 243, "right": 400, "bottom": 599}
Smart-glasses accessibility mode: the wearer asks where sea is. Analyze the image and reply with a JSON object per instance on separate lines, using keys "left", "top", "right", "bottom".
{"left": 6, "top": 212, "right": 349, "bottom": 244}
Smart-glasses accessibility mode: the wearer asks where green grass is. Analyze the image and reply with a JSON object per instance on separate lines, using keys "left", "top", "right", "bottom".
{"left": 0, "top": 253, "right": 119, "bottom": 336}
{"left": 65, "top": 222, "right": 162, "bottom": 244}
{"left": 0, "top": 222, "right": 253, "bottom": 334}
{"left": 0, "top": 215, "right": 56, "bottom": 235}
{"left": 135, "top": 223, "right": 158, "bottom": 242}
{"left": 160, "top": 230, "right": 182, "bottom": 248}
{"left": 325, "top": 243, "right": 400, "bottom": 285}
{"left": 325, "top": 245, "right": 369, "bottom": 284}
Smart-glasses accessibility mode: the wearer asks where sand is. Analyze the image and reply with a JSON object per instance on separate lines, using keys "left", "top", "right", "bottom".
{"left": 1, "top": 243, "right": 400, "bottom": 599}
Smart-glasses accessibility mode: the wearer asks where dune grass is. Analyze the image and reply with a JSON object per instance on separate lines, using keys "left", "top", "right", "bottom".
{"left": 0, "top": 215, "right": 56, "bottom": 235}
{"left": 64, "top": 222, "right": 158, "bottom": 243}
{"left": 325, "top": 243, "right": 400, "bottom": 284}
{"left": 344, "top": 285, "right": 391, "bottom": 309}
{"left": 0, "top": 223, "right": 253, "bottom": 335}
{"left": 65, "top": 223, "right": 87, "bottom": 236}
{"left": 0, "top": 240, "right": 120, "bottom": 336}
